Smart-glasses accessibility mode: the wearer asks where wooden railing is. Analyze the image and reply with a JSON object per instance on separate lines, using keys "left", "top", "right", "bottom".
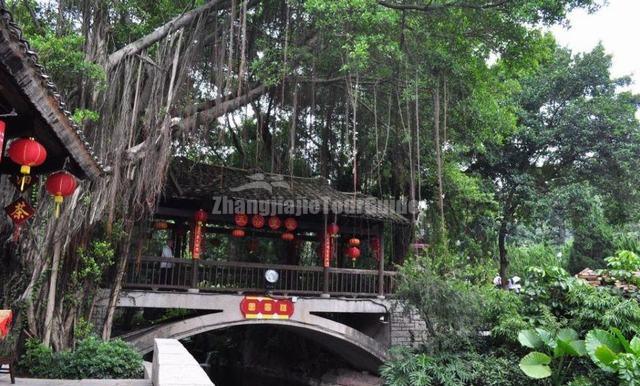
{"left": 124, "top": 257, "right": 397, "bottom": 297}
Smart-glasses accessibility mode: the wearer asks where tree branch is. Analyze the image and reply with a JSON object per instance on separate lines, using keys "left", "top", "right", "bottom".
{"left": 172, "top": 84, "right": 269, "bottom": 129}
{"left": 107, "top": 0, "right": 231, "bottom": 70}
{"left": 377, "top": 0, "right": 511, "bottom": 12}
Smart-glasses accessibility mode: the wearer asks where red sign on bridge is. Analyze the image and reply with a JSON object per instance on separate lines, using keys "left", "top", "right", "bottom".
{"left": 240, "top": 296, "right": 294, "bottom": 320}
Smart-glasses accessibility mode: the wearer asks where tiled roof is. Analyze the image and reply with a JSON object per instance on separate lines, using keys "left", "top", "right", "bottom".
{"left": 0, "top": 5, "right": 103, "bottom": 180}
{"left": 166, "top": 158, "right": 410, "bottom": 224}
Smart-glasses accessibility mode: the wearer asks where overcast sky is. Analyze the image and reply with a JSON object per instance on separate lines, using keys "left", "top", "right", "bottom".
{"left": 549, "top": 0, "right": 640, "bottom": 94}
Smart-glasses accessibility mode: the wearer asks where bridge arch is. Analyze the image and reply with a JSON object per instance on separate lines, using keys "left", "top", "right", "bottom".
{"left": 123, "top": 311, "right": 388, "bottom": 373}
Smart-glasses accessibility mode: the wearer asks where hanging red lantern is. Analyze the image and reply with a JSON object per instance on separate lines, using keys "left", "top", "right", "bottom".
{"left": 281, "top": 232, "right": 295, "bottom": 241}
{"left": 45, "top": 171, "right": 77, "bottom": 218}
{"left": 284, "top": 217, "right": 298, "bottom": 231}
{"left": 347, "top": 246, "right": 361, "bottom": 261}
{"left": 327, "top": 223, "right": 340, "bottom": 236}
{"left": 154, "top": 221, "right": 169, "bottom": 230}
{"left": 231, "top": 228, "right": 246, "bottom": 238}
{"left": 348, "top": 237, "right": 361, "bottom": 247}
{"left": 8, "top": 137, "right": 47, "bottom": 191}
{"left": 252, "top": 214, "right": 265, "bottom": 228}
{"left": 194, "top": 209, "right": 208, "bottom": 225}
{"left": 234, "top": 213, "right": 249, "bottom": 227}
{"left": 268, "top": 216, "right": 281, "bottom": 230}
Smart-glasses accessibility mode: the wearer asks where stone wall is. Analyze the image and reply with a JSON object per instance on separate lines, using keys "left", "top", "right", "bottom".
{"left": 388, "top": 301, "right": 429, "bottom": 348}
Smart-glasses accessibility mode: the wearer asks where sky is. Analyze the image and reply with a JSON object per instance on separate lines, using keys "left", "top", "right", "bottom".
{"left": 549, "top": 0, "right": 640, "bottom": 94}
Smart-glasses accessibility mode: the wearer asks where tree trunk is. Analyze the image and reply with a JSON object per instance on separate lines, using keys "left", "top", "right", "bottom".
{"left": 42, "top": 238, "right": 62, "bottom": 347}
{"left": 498, "top": 217, "right": 509, "bottom": 289}
{"left": 101, "top": 233, "right": 134, "bottom": 340}
{"left": 433, "top": 85, "right": 445, "bottom": 238}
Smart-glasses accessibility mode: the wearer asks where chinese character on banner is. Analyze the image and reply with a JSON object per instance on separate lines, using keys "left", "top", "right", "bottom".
{"left": 240, "top": 296, "right": 295, "bottom": 320}
{"left": 9, "top": 174, "right": 38, "bottom": 191}
{"left": 5, "top": 197, "right": 35, "bottom": 240}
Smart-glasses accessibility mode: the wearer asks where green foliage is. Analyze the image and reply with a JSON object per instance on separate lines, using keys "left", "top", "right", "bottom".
{"left": 585, "top": 329, "right": 640, "bottom": 386}
{"left": 517, "top": 328, "right": 586, "bottom": 384}
{"left": 71, "top": 109, "right": 100, "bottom": 125}
{"left": 566, "top": 284, "right": 640, "bottom": 337}
{"left": 20, "top": 337, "right": 143, "bottom": 379}
{"left": 396, "top": 256, "right": 483, "bottom": 340}
{"left": 606, "top": 250, "right": 640, "bottom": 272}
{"left": 380, "top": 349, "right": 529, "bottom": 386}
{"left": 509, "top": 244, "right": 566, "bottom": 278}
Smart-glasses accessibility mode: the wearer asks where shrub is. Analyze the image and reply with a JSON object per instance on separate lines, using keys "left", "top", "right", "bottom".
{"left": 20, "top": 337, "right": 143, "bottom": 379}
{"left": 380, "top": 348, "right": 531, "bottom": 386}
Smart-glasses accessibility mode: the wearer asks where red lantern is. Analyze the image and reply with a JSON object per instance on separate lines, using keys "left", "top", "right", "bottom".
{"left": 154, "top": 221, "right": 169, "bottom": 230}
{"left": 8, "top": 137, "right": 47, "bottom": 191}
{"left": 234, "top": 213, "right": 249, "bottom": 227}
{"left": 194, "top": 209, "right": 208, "bottom": 225}
{"left": 268, "top": 216, "right": 281, "bottom": 230}
{"left": 327, "top": 223, "right": 339, "bottom": 236}
{"left": 348, "top": 237, "right": 361, "bottom": 247}
{"left": 284, "top": 217, "right": 298, "bottom": 231}
{"left": 252, "top": 214, "right": 265, "bottom": 229}
{"left": 347, "top": 246, "right": 361, "bottom": 261}
{"left": 231, "top": 228, "right": 245, "bottom": 238}
{"left": 281, "top": 232, "right": 295, "bottom": 241}
{"left": 45, "top": 171, "right": 77, "bottom": 217}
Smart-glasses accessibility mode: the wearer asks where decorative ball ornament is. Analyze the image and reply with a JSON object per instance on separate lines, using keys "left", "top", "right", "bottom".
{"left": 284, "top": 217, "right": 298, "bottom": 231}
{"left": 8, "top": 137, "right": 47, "bottom": 191}
{"left": 268, "top": 216, "right": 281, "bottom": 230}
{"left": 45, "top": 171, "right": 77, "bottom": 218}
{"left": 348, "top": 238, "right": 361, "bottom": 247}
{"left": 194, "top": 209, "right": 208, "bottom": 225}
{"left": 234, "top": 213, "right": 249, "bottom": 227}
{"left": 347, "top": 246, "right": 361, "bottom": 260}
{"left": 154, "top": 221, "right": 169, "bottom": 230}
{"left": 327, "top": 223, "right": 340, "bottom": 236}
{"left": 252, "top": 214, "right": 265, "bottom": 229}
{"left": 281, "top": 232, "right": 295, "bottom": 241}
{"left": 231, "top": 228, "right": 246, "bottom": 238}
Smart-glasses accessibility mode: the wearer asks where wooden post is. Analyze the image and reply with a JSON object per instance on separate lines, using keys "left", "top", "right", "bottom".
{"left": 378, "top": 225, "right": 385, "bottom": 298}
{"left": 191, "top": 260, "right": 199, "bottom": 289}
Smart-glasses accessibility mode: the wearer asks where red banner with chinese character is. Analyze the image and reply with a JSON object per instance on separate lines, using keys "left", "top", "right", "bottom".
{"left": 322, "top": 232, "right": 331, "bottom": 268}
{"left": 240, "top": 296, "right": 294, "bottom": 320}
{"left": 5, "top": 197, "right": 35, "bottom": 225}
{"left": 0, "top": 310, "right": 12, "bottom": 339}
{"left": 192, "top": 223, "right": 203, "bottom": 259}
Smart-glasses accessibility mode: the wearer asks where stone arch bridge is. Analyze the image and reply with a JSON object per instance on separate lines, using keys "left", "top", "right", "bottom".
{"left": 96, "top": 290, "right": 427, "bottom": 373}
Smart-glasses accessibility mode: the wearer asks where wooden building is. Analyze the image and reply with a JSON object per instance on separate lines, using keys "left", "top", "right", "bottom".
{"left": 125, "top": 158, "right": 411, "bottom": 298}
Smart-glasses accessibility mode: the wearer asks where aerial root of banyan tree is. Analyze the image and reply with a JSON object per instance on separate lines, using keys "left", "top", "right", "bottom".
{"left": 0, "top": 1, "right": 261, "bottom": 349}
